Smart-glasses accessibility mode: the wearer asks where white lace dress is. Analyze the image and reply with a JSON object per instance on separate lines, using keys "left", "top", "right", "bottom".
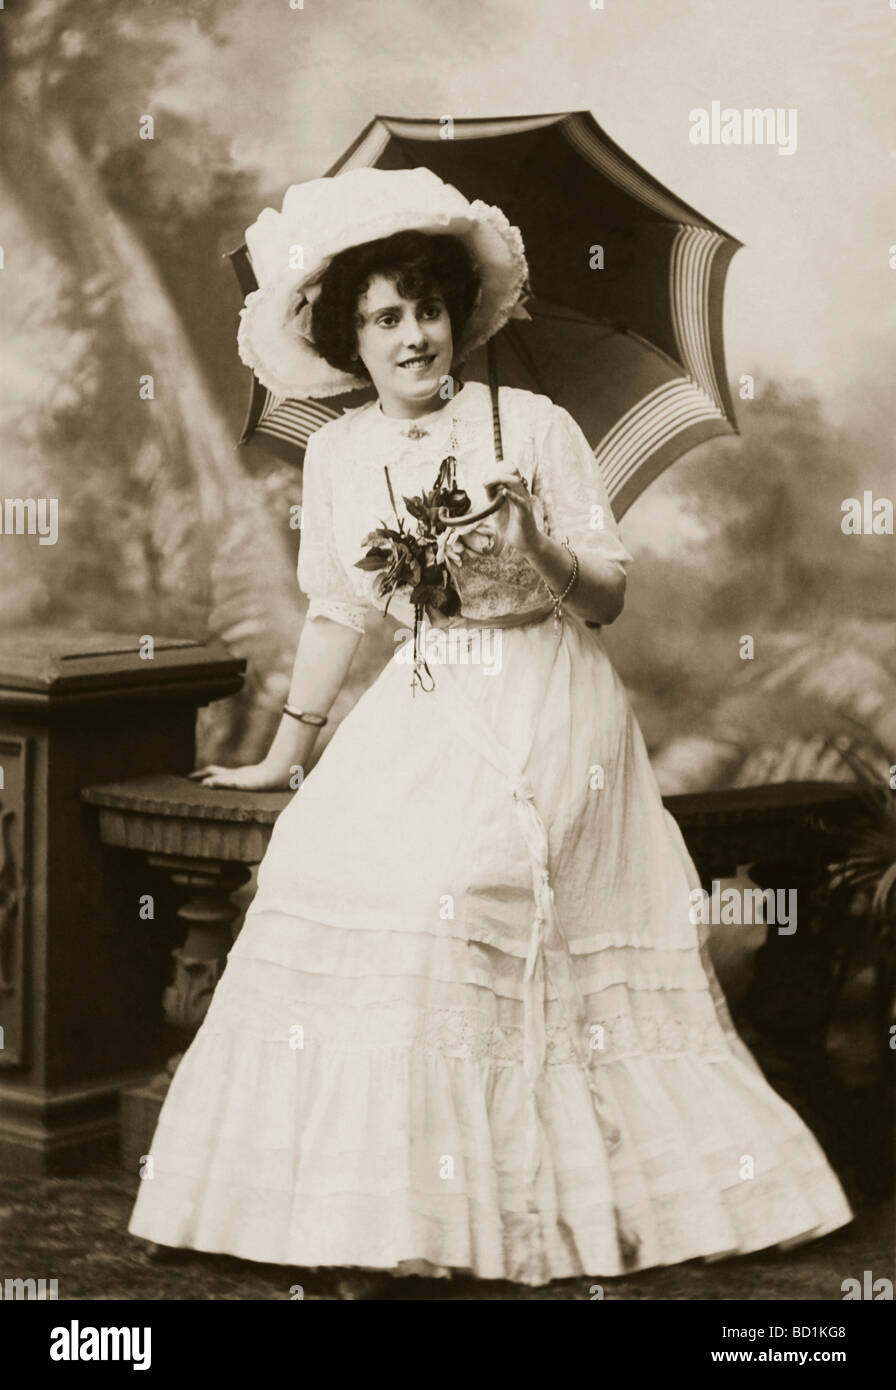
{"left": 129, "top": 381, "right": 853, "bottom": 1283}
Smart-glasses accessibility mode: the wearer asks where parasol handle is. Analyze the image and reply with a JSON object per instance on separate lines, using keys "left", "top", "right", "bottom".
{"left": 439, "top": 338, "right": 507, "bottom": 528}
{"left": 438, "top": 489, "right": 508, "bottom": 527}
{"left": 487, "top": 334, "right": 504, "bottom": 463}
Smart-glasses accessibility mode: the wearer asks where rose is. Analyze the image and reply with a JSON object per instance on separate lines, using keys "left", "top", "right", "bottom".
{"left": 435, "top": 526, "right": 467, "bottom": 573}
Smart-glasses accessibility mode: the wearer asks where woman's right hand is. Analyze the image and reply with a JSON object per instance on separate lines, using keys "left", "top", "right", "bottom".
{"left": 188, "top": 761, "right": 290, "bottom": 791}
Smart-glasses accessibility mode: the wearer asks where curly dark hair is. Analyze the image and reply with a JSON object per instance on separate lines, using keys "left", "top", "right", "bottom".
{"left": 308, "top": 230, "right": 481, "bottom": 379}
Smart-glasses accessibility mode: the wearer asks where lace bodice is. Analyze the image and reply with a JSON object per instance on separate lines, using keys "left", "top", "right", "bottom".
{"left": 297, "top": 381, "right": 633, "bottom": 632}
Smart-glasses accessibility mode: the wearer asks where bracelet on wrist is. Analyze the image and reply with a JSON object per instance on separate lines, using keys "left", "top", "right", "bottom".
{"left": 543, "top": 537, "right": 579, "bottom": 631}
{"left": 282, "top": 705, "right": 328, "bottom": 727}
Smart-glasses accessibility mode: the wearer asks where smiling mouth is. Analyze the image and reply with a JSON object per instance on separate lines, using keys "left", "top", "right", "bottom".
{"left": 398, "top": 355, "right": 435, "bottom": 370}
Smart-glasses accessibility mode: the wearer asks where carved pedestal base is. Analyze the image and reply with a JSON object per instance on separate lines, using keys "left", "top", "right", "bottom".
{"left": 153, "top": 856, "right": 251, "bottom": 1036}
{"left": 122, "top": 857, "right": 252, "bottom": 1170}
{"left": 81, "top": 773, "right": 289, "bottom": 1174}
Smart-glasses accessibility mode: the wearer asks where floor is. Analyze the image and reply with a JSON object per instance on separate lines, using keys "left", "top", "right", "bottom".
{"left": 0, "top": 1161, "right": 889, "bottom": 1300}
{"left": 1, "top": 948, "right": 890, "bottom": 1301}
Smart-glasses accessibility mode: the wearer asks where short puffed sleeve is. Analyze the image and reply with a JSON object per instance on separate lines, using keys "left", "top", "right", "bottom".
{"left": 297, "top": 426, "right": 370, "bottom": 634}
{"left": 531, "top": 402, "right": 633, "bottom": 569}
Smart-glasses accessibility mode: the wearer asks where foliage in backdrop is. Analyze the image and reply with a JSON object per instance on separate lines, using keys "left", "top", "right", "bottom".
{"left": 2, "top": 0, "right": 893, "bottom": 783}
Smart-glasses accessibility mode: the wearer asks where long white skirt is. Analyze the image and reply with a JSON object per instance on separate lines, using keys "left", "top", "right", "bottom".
{"left": 128, "top": 613, "right": 853, "bottom": 1285}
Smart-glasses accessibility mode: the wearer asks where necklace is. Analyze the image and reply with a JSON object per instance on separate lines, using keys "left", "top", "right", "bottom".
{"left": 399, "top": 412, "right": 456, "bottom": 441}
{"left": 395, "top": 416, "right": 460, "bottom": 457}
{"left": 384, "top": 382, "right": 468, "bottom": 439}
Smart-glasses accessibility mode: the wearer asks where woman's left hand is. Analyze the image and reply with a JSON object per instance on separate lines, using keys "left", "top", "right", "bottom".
{"left": 459, "top": 470, "right": 540, "bottom": 558}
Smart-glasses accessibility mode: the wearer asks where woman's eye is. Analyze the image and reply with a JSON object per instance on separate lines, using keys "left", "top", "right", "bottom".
{"left": 377, "top": 315, "right": 398, "bottom": 327}
{"left": 422, "top": 304, "right": 443, "bottom": 319}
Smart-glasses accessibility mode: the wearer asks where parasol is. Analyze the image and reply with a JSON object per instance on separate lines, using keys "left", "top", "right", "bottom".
{"left": 227, "top": 110, "right": 742, "bottom": 519}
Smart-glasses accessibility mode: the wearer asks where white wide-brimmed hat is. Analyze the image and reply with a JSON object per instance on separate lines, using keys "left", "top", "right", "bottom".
{"left": 237, "top": 166, "right": 530, "bottom": 399}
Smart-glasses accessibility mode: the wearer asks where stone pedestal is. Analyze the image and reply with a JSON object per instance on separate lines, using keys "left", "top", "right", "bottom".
{"left": 80, "top": 774, "right": 290, "bottom": 1174}
{"left": 0, "top": 629, "right": 244, "bottom": 1173}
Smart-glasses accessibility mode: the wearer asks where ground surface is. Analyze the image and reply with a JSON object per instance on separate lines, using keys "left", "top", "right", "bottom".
{"left": 1, "top": 952, "right": 890, "bottom": 1301}
{"left": 0, "top": 1161, "right": 890, "bottom": 1301}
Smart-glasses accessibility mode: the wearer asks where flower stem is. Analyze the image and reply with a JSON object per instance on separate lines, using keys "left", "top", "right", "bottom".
{"left": 384, "top": 466, "right": 400, "bottom": 527}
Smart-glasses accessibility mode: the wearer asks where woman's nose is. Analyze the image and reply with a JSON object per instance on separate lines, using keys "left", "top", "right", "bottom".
{"left": 402, "top": 311, "right": 427, "bottom": 345}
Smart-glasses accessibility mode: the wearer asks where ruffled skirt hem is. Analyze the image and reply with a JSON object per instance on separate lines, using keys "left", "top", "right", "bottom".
{"left": 129, "top": 1182, "right": 852, "bottom": 1288}
{"left": 128, "top": 932, "right": 854, "bottom": 1287}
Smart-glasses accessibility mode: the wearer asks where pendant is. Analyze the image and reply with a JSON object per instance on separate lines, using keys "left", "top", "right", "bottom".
{"left": 403, "top": 423, "right": 428, "bottom": 440}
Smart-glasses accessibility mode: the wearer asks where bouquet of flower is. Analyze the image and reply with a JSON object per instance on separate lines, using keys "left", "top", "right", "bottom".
{"left": 355, "top": 455, "right": 472, "bottom": 689}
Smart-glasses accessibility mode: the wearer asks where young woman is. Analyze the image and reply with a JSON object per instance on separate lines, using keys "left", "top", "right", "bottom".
{"left": 129, "top": 167, "right": 852, "bottom": 1294}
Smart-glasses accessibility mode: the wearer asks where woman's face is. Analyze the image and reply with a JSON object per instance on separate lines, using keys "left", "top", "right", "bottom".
{"left": 354, "top": 273, "right": 454, "bottom": 417}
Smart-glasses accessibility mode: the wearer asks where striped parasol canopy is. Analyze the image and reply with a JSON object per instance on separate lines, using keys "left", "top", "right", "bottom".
{"left": 228, "top": 111, "right": 742, "bottom": 518}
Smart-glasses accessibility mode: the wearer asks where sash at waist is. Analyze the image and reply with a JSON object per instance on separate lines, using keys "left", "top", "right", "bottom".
{"left": 434, "top": 602, "right": 555, "bottom": 632}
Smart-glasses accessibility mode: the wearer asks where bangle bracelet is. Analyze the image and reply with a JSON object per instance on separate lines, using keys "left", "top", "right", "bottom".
{"left": 282, "top": 705, "right": 328, "bottom": 727}
{"left": 543, "top": 538, "right": 578, "bottom": 632}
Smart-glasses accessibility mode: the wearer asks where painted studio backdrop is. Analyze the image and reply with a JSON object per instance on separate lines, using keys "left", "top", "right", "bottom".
{"left": 2, "top": 0, "right": 893, "bottom": 784}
